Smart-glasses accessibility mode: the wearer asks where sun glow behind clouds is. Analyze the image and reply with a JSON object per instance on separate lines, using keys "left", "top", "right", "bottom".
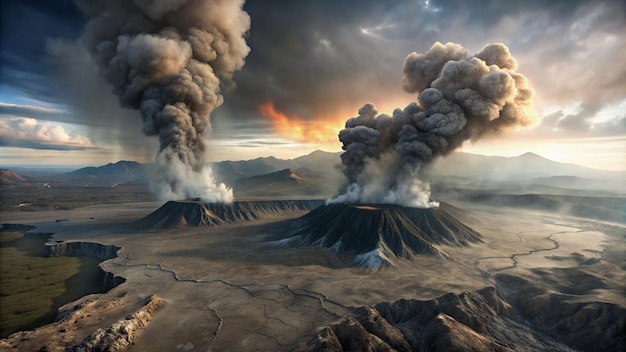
{"left": 257, "top": 101, "right": 343, "bottom": 145}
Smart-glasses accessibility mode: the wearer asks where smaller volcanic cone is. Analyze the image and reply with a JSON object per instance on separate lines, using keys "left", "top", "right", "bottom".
{"left": 134, "top": 199, "right": 323, "bottom": 229}
{"left": 277, "top": 203, "right": 481, "bottom": 268}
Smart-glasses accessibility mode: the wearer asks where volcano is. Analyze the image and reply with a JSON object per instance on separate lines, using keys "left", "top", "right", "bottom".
{"left": 276, "top": 203, "right": 482, "bottom": 268}
{"left": 134, "top": 199, "right": 323, "bottom": 228}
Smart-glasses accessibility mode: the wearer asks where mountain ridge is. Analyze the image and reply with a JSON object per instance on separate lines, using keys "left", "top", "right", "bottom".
{"left": 311, "top": 273, "right": 625, "bottom": 351}
{"left": 0, "top": 169, "right": 27, "bottom": 185}
{"left": 9, "top": 150, "right": 621, "bottom": 193}
{"left": 234, "top": 168, "right": 335, "bottom": 198}
{"left": 425, "top": 151, "right": 623, "bottom": 180}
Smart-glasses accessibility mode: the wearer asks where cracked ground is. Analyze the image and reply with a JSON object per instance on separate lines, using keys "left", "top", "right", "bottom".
{"left": 1, "top": 201, "right": 624, "bottom": 351}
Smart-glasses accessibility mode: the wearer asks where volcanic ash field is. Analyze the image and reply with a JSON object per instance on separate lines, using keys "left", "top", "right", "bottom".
{"left": 1, "top": 197, "right": 624, "bottom": 351}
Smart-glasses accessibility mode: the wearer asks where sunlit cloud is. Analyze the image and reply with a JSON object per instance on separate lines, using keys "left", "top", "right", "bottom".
{"left": 0, "top": 117, "right": 100, "bottom": 151}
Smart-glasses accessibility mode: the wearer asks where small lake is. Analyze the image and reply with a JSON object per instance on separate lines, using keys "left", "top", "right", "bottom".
{"left": 0, "top": 226, "right": 104, "bottom": 338}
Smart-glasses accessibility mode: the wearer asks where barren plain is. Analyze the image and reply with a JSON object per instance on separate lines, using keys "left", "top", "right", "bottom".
{"left": 1, "top": 193, "right": 624, "bottom": 351}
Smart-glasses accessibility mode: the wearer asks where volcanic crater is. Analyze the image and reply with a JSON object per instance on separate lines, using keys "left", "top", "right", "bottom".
{"left": 276, "top": 202, "right": 482, "bottom": 268}
{"left": 133, "top": 198, "right": 481, "bottom": 268}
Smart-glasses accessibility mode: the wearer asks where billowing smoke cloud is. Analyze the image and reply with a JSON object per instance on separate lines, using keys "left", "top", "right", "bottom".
{"left": 329, "top": 42, "right": 537, "bottom": 207}
{"left": 77, "top": 0, "right": 250, "bottom": 202}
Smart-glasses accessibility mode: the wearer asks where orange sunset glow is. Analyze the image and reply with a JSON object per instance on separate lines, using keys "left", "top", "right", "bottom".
{"left": 257, "top": 101, "right": 344, "bottom": 144}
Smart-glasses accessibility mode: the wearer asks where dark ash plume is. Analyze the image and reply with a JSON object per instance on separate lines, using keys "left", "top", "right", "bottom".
{"left": 329, "top": 42, "right": 537, "bottom": 207}
{"left": 77, "top": 0, "right": 250, "bottom": 202}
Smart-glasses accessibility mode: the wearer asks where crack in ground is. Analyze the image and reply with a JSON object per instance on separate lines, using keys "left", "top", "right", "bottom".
{"left": 475, "top": 230, "right": 584, "bottom": 273}
{"left": 262, "top": 303, "right": 299, "bottom": 330}
{"left": 127, "top": 263, "right": 349, "bottom": 317}
{"left": 242, "top": 329, "right": 286, "bottom": 348}
{"left": 209, "top": 307, "right": 223, "bottom": 342}
{"left": 174, "top": 303, "right": 223, "bottom": 343}
{"left": 109, "top": 261, "right": 348, "bottom": 347}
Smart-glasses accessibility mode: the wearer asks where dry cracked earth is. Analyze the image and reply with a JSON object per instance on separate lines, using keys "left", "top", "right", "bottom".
{"left": 0, "top": 199, "right": 624, "bottom": 351}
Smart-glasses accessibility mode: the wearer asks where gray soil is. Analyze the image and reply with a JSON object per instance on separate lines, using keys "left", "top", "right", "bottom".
{"left": 0, "top": 197, "right": 624, "bottom": 351}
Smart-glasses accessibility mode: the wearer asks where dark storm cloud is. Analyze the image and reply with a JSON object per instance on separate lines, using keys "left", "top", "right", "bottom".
{"left": 218, "top": 0, "right": 626, "bottom": 132}
{"left": 0, "top": 0, "right": 82, "bottom": 104}
{"left": 506, "top": 0, "right": 626, "bottom": 110}
{"left": 1, "top": 0, "right": 624, "bottom": 153}
{"left": 45, "top": 39, "right": 158, "bottom": 158}
{"left": 0, "top": 1, "right": 156, "bottom": 157}
{"left": 224, "top": 0, "right": 405, "bottom": 119}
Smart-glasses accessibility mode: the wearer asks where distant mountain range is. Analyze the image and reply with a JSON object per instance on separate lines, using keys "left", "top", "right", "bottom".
{"left": 2, "top": 151, "right": 624, "bottom": 196}
{"left": 212, "top": 150, "right": 342, "bottom": 183}
{"left": 0, "top": 169, "right": 27, "bottom": 185}
{"left": 234, "top": 168, "right": 337, "bottom": 198}
{"left": 425, "top": 152, "right": 623, "bottom": 180}
{"left": 65, "top": 160, "right": 147, "bottom": 184}
{"left": 425, "top": 152, "right": 625, "bottom": 195}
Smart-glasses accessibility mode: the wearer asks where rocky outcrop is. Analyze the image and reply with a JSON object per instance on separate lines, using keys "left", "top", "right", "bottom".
{"left": 69, "top": 294, "right": 165, "bottom": 352}
{"left": 96, "top": 268, "right": 126, "bottom": 291}
{"left": 133, "top": 199, "right": 324, "bottom": 228}
{"left": 309, "top": 276, "right": 626, "bottom": 351}
{"left": 277, "top": 203, "right": 481, "bottom": 268}
{"left": 45, "top": 241, "right": 125, "bottom": 290}
{"left": 44, "top": 241, "right": 120, "bottom": 260}
{"left": 419, "top": 313, "right": 513, "bottom": 352}
{"left": 1, "top": 226, "right": 125, "bottom": 291}
{"left": 495, "top": 274, "right": 626, "bottom": 352}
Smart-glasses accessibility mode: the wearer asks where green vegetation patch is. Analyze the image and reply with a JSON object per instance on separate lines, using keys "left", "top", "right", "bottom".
{"left": 0, "top": 230, "right": 103, "bottom": 338}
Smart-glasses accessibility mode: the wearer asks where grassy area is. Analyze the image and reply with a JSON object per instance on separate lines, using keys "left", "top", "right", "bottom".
{"left": 0, "top": 230, "right": 103, "bottom": 338}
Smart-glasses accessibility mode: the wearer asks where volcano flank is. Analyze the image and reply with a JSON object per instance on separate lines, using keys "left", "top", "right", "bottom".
{"left": 134, "top": 199, "right": 323, "bottom": 228}
{"left": 277, "top": 203, "right": 482, "bottom": 268}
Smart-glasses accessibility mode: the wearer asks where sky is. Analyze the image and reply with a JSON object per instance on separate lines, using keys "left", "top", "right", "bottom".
{"left": 0, "top": 0, "right": 624, "bottom": 170}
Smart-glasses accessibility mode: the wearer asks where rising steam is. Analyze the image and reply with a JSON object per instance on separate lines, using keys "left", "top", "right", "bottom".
{"left": 77, "top": 0, "right": 250, "bottom": 202}
{"left": 329, "top": 42, "right": 537, "bottom": 207}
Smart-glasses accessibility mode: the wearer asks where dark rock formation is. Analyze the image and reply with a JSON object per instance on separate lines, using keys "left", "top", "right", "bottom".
{"left": 309, "top": 274, "right": 626, "bottom": 352}
{"left": 277, "top": 203, "right": 481, "bottom": 268}
{"left": 133, "top": 199, "right": 324, "bottom": 228}
{"left": 44, "top": 241, "right": 120, "bottom": 260}
{"left": 419, "top": 313, "right": 513, "bottom": 352}
{"left": 495, "top": 273, "right": 625, "bottom": 352}
{"left": 96, "top": 269, "right": 126, "bottom": 292}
